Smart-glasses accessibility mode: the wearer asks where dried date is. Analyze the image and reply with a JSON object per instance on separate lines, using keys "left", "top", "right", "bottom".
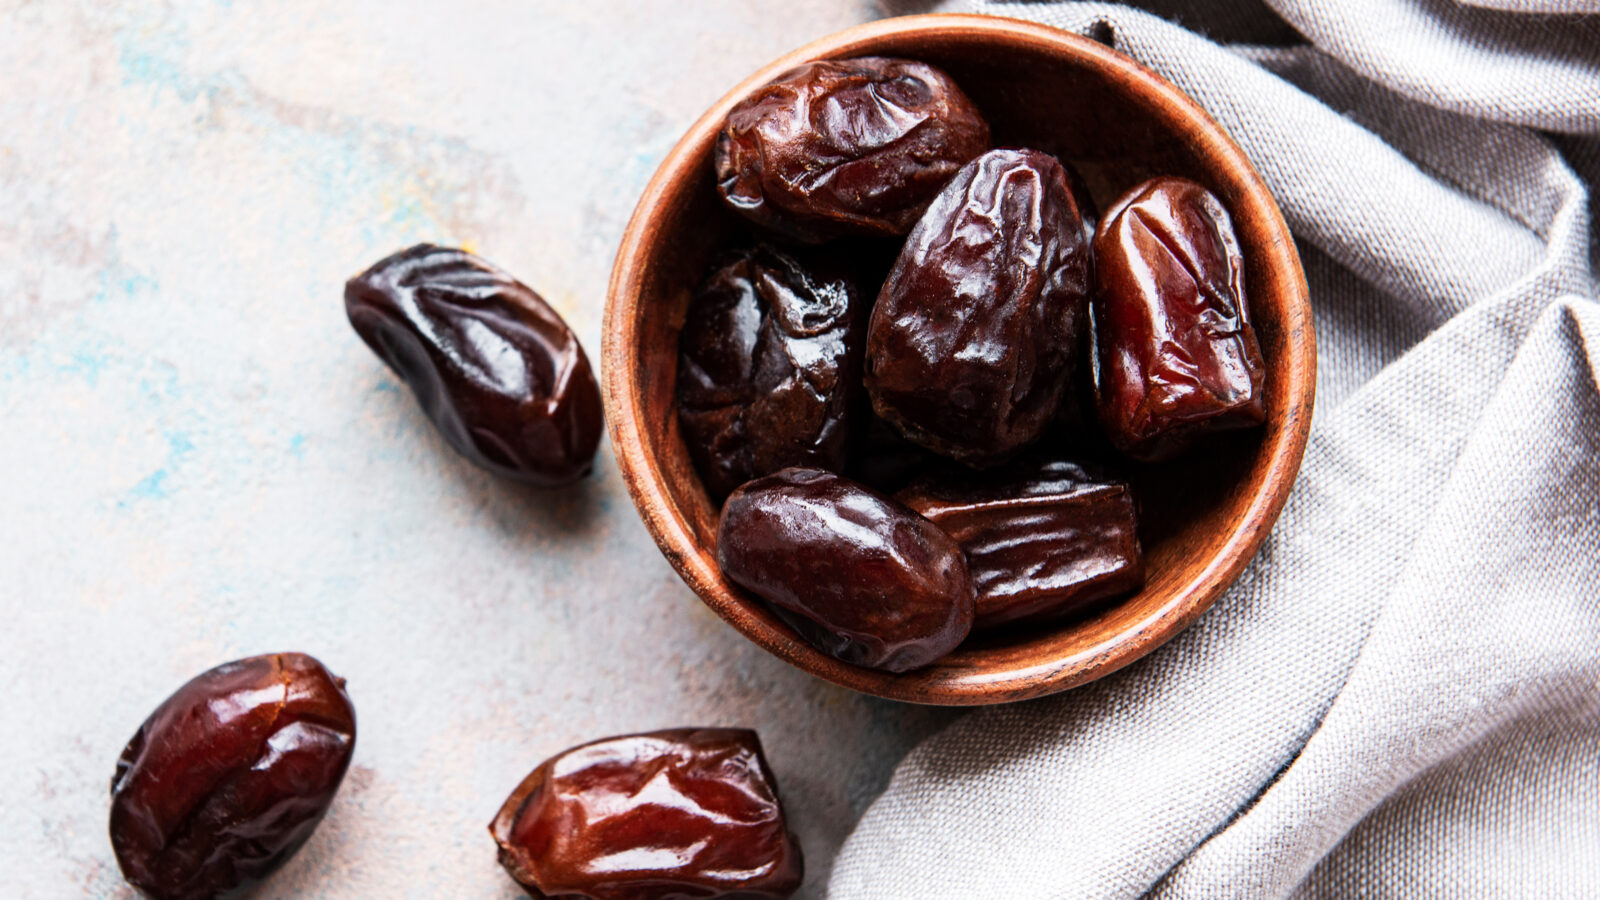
{"left": 345, "top": 244, "right": 603, "bottom": 486}
{"left": 490, "top": 728, "right": 803, "bottom": 900}
{"left": 109, "top": 653, "right": 356, "bottom": 900}
{"left": 716, "top": 56, "right": 991, "bottom": 243}
{"left": 1092, "top": 177, "right": 1266, "bottom": 461}
{"left": 716, "top": 467, "right": 974, "bottom": 672}
{"left": 898, "top": 460, "right": 1143, "bottom": 629}
{"left": 677, "top": 246, "right": 864, "bottom": 500}
{"left": 865, "top": 148, "right": 1093, "bottom": 465}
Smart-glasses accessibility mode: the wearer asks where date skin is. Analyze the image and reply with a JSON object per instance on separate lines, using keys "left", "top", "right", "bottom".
{"left": 716, "top": 467, "right": 974, "bottom": 673}
{"left": 898, "top": 460, "right": 1143, "bottom": 630}
{"left": 109, "top": 653, "right": 356, "bottom": 900}
{"left": 677, "top": 246, "right": 864, "bottom": 500}
{"left": 489, "top": 729, "right": 803, "bottom": 900}
{"left": 716, "top": 56, "right": 991, "bottom": 243}
{"left": 866, "top": 149, "right": 1092, "bottom": 466}
{"left": 345, "top": 244, "right": 602, "bottom": 486}
{"left": 1092, "top": 177, "right": 1266, "bottom": 461}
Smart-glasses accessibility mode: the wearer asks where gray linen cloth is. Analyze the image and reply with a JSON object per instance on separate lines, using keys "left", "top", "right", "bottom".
{"left": 828, "top": 1, "right": 1600, "bottom": 897}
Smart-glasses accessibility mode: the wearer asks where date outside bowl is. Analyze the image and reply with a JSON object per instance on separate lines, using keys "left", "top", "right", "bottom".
{"left": 602, "top": 14, "right": 1315, "bottom": 705}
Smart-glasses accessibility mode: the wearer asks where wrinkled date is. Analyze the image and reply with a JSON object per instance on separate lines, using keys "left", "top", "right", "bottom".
{"left": 716, "top": 467, "right": 974, "bottom": 672}
{"left": 109, "top": 653, "right": 356, "bottom": 900}
{"left": 1092, "top": 177, "right": 1266, "bottom": 461}
{"left": 490, "top": 728, "right": 803, "bottom": 900}
{"left": 866, "top": 148, "right": 1093, "bottom": 465}
{"left": 345, "top": 244, "right": 603, "bottom": 486}
{"left": 716, "top": 56, "right": 991, "bottom": 243}
{"left": 898, "top": 460, "right": 1143, "bottom": 629}
{"left": 677, "top": 246, "right": 864, "bottom": 500}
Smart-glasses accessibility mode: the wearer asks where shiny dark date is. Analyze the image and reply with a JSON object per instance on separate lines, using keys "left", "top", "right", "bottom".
{"left": 716, "top": 467, "right": 974, "bottom": 672}
{"left": 490, "top": 728, "right": 803, "bottom": 900}
{"left": 1092, "top": 177, "right": 1266, "bottom": 461}
{"left": 716, "top": 56, "right": 991, "bottom": 243}
{"left": 677, "top": 246, "right": 864, "bottom": 500}
{"left": 109, "top": 653, "right": 356, "bottom": 900}
{"left": 898, "top": 460, "right": 1143, "bottom": 629}
{"left": 345, "top": 244, "right": 603, "bottom": 486}
{"left": 866, "top": 148, "right": 1092, "bottom": 465}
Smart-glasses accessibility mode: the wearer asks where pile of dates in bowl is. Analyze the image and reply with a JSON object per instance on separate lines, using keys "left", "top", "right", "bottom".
{"left": 631, "top": 44, "right": 1298, "bottom": 689}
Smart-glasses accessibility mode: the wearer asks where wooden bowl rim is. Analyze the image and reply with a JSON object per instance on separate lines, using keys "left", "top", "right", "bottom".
{"left": 602, "top": 13, "right": 1316, "bottom": 706}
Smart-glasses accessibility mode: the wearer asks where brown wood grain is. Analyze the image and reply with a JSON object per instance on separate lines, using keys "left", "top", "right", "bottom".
{"left": 602, "top": 14, "right": 1316, "bottom": 706}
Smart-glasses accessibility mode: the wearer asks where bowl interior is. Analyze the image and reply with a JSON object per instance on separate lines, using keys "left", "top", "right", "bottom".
{"left": 606, "top": 15, "right": 1314, "bottom": 704}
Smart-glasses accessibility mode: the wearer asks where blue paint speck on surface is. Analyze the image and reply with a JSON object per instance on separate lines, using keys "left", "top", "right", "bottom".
{"left": 125, "top": 468, "right": 170, "bottom": 501}
{"left": 375, "top": 379, "right": 400, "bottom": 394}
{"left": 165, "top": 430, "right": 195, "bottom": 456}
{"left": 117, "top": 41, "right": 184, "bottom": 90}
{"left": 121, "top": 431, "right": 195, "bottom": 505}
{"left": 62, "top": 349, "right": 107, "bottom": 387}
{"left": 289, "top": 433, "right": 307, "bottom": 458}
{"left": 113, "top": 13, "right": 201, "bottom": 101}
{"left": 120, "top": 272, "right": 156, "bottom": 298}
{"left": 91, "top": 237, "right": 160, "bottom": 307}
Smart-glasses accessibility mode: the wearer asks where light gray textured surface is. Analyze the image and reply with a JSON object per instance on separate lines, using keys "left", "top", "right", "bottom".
{"left": 0, "top": 2, "right": 955, "bottom": 897}
{"left": 830, "top": 2, "right": 1600, "bottom": 898}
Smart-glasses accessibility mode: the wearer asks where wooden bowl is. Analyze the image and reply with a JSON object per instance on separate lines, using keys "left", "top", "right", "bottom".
{"left": 603, "top": 14, "right": 1315, "bottom": 705}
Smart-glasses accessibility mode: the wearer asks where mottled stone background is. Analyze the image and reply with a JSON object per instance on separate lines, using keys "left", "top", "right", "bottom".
{"left": 0, "top": 2, "right": 953, "bottom": 896}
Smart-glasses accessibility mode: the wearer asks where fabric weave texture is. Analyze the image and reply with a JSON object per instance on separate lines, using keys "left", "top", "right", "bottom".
{"left": 827, "top": 1, "right": 1600, "bottom": 897}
